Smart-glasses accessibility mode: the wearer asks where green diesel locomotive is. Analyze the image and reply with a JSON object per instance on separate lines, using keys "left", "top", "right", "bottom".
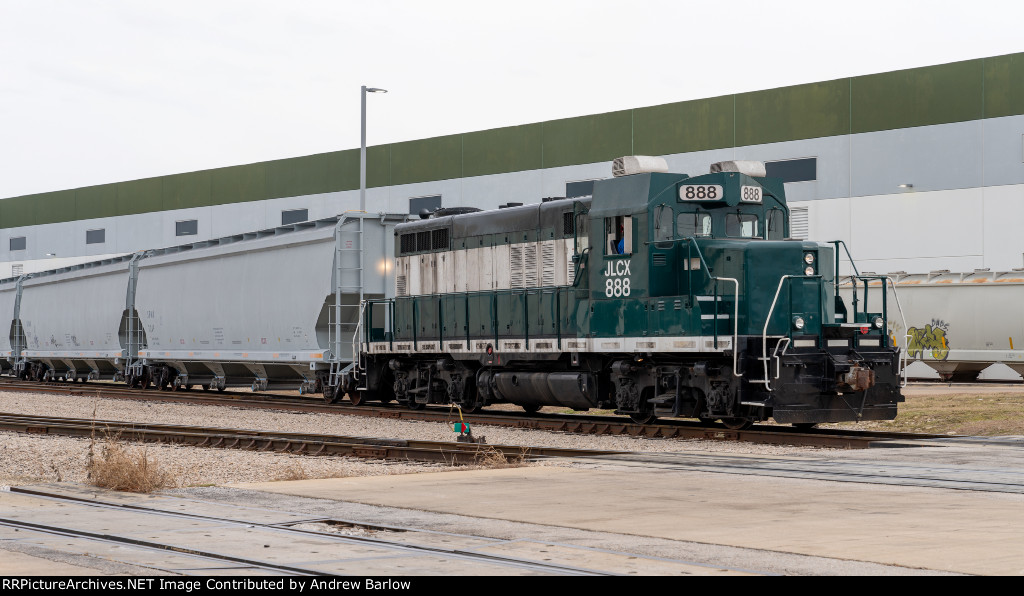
{"left": 351, "top": 158, "right": 905, "bottom": 428}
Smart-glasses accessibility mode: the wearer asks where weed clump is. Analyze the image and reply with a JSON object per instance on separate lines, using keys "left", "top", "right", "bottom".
{"left": 274, "top": 464, "right": 310, "bottom": 481}
{"left": 472, "top": 446, "right": 528, "bottom": 469}
{"left": 87, "top": 434, "right": 171, "bottom": 493}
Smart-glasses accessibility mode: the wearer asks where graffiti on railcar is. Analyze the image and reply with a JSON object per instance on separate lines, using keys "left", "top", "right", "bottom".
{"left": 907, "top": 320, "right": 950, "bottom": 360}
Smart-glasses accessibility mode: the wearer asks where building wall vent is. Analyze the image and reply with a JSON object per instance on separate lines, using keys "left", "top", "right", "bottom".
{"left": 789, "top": 207, "right": 809, "bottom": 240}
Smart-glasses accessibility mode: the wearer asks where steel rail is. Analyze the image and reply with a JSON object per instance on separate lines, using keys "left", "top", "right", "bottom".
{"left": 0, "top": 517, "right": 322, "bottom": 576}
{"left": 4, "top": 487, "right": 617, "bottom": 576}
{"left": 0, "top": 412, "right": 623, "bottom": 464}
{"left": 0, "top": 378, "right": 944, "bottom": 449}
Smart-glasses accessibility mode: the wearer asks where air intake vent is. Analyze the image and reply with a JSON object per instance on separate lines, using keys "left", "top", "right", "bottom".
{"left": 416, "top": 231, "right": 431, "bottom": 252}
{"left": 432, "top": 228, "right": 449, "bottom": 250}
{"left": 400, "top": 234, "right": 416, "bottom": 254}
{"left": 562, "top": 212, "right": 575, "bottom": 236}
{"left": 653, "top": 253, "right": 667, "bottom": 266}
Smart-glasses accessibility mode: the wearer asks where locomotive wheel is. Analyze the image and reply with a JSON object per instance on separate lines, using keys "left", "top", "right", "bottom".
{"left": 406, "top": 400, "right": 425, "bottom": 410}
{"left": 521, "top": 404, "right": 542, "bottom": 414}
{"left": 459, "top": 401, "right": 482, "bottom": 415}
{"left": 629, "top": 411, "right": 658, "bottom": 425}
{"left": 719, "top": 417, "right": 753, "bottom": 431}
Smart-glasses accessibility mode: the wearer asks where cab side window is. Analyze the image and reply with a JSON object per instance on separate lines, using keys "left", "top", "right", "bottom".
{"left": 605, "top": 216, "right": 632, "bottom": 255}
{"left": 767, "top": 209, "right": 785, "bottom": 240}
{"left": 653, "top": 206, "right": 673, "bottom": 245}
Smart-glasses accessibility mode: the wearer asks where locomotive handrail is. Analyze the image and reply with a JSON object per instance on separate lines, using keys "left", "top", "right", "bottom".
{"left": 572, "top": 248, "right": 591, "bottom": 288}
{"left": 762, "top": 275, "right": 797, "bottom": 392}
{"left": 679, "top": 237, "right": 740, "bottom": 378}
{"left": 838, "top": 273, "right": 910, "bottom": 388}
{"left": 830, "top": 240, "right": 861, "bottom": 314}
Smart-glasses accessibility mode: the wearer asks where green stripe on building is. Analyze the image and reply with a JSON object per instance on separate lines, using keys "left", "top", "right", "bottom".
{"left": 3, "top": 52, "right": 1022, "bottom": 229}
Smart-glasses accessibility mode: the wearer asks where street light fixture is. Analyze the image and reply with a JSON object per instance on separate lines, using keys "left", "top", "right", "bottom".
{"left": 360, "top": 86, "right": 387, "bottom": 213}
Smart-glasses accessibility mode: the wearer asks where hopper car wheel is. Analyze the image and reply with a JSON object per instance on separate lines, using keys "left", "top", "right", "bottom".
{"left": 322, "top": 384, "right": 342, "bottom": 404}
{"left": 348, "top": 391, "right": 365, "bottom": 406}
{"left": 719, "top": 417, "right": 753, "bottom": 431}
{"left": 792, "top": 422, "right": 818, "bottom": 431}
{"left": 521, "top": 404, "right": 542, "bottom": 414}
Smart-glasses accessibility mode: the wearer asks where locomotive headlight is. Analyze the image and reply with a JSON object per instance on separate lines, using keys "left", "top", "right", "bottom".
{"left": 792, "top": 316, "right": 806, "bottom": 330}
{"left": 873, "top": 316, "right": 885, "bottom": 329}
{"left": 804, "top": 265, "right": 815, "bottom": 276}
{"left": 804, "top": 253, "right": 815, "bottom": 265}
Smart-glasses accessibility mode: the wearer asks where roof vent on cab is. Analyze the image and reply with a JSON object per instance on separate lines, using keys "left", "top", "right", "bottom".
{"left": 612, "top": 156, "right": 669, "bottom": 177}
{"left": 710, "top": 160, "right": 767, "bottom": 177}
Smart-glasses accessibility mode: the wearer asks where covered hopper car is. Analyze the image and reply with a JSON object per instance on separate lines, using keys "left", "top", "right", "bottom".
{"left": 353, "top": 158, "right": 907, "bottom": 428}
{"left": 840, "top": 269, "right": 1024, "bottom": 382}
{"left": 1, "top": 213, "right": 406, "bottom": 394}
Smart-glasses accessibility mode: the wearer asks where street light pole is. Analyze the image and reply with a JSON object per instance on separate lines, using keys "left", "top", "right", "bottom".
{"left": 360, "top": 86, "right": 387, "bottom": 213}
{"left": 358, "top": 85, "right": 386, "bottom": 319}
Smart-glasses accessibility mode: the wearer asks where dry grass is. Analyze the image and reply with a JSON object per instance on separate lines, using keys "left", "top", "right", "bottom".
{"left": 472, "top": 445, "right": 528, "bottom": 469}
{"left": 86, "top": 433, "right": 172, "bottom": 493}
{"left": 273, "top": 463, "right": 310, "bottom": 481}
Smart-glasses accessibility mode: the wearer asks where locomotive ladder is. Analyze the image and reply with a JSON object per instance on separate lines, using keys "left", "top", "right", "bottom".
{"left": 329, "top": 214, "right": 365, "bottom": 391}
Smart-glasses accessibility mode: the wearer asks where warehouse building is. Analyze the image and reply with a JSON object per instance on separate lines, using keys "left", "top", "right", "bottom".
{"left": 2, "top": 52, "right": 1022, "bottom": 277}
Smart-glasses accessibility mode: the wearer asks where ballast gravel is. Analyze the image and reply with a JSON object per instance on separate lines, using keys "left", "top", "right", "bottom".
{"left": 0, "top": 389, "right": 828, "bottom": 488}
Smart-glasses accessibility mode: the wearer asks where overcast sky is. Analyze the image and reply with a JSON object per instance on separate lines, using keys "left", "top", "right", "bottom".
{"left": 0, "top": 0, "right": 1020, "bottom": 198}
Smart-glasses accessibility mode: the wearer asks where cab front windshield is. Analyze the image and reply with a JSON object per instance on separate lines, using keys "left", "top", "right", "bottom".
{"left": 678, "top": 212, "right": 711, "bottom": 237}
{"left": 726, "top": 213, "right": 759, "bottom": 238}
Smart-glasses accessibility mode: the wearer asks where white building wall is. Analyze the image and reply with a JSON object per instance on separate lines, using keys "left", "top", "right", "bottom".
{"left": 4, "top": 115, "right": 1024, "bottom": 278}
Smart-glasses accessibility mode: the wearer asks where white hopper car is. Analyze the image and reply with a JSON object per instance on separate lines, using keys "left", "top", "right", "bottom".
{"left": 839, "top": 269, "right": 1024, "bottom": 382}
{"left": 1, "top": 213, "right": 406, "bottom": 398}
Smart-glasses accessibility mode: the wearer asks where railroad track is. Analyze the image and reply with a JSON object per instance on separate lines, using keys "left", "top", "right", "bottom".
{"left": 0, "top": 378, "right": 942, "bottom": 449}
{"left": 0, "top": 412, "right": 622, "bottom": 465}
{"left": 1, "top": 487, "right": 620, "bottom": 576}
